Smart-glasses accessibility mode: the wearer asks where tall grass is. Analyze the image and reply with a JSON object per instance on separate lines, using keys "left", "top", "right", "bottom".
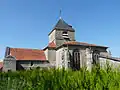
{"left": 0, "top": 65, "right": 120, "bottom": 90}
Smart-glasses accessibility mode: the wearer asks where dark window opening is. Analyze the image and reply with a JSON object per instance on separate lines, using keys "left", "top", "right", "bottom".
{"left": 62, "top": 31, "right": 68, "bottom": 34}
{"left": 92, "top": 50, "right": 100, "bottom": 65}
{"left": 72, "top": 49, "right": 80, "bottom": 70}
{"left": 31, "top": 61, "right": 33, "bottom": 66}
{"left": 8, "top": 69, "right": 11, "bottom": 72}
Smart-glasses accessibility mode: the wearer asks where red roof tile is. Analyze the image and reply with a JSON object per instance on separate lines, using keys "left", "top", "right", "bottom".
{"left": 0, "top": 62, "right": 3, "bottom": 69}
{"left": 43, "top": 41, "right": 56, "bottom": 50}
{"left": 9, "top": 48, "right": 46, "bottom": 61}
{"left": 64, "top": 41, "right": 108, "bottom": 48}
{"left": 48, "top": 41, "right": 56, "bottom": 48}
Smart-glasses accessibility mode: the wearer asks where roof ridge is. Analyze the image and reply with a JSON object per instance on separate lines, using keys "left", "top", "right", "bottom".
{"left": 8, "top": 47, "right": 46, "bottom": 60}
{"left": 64, "top": 41, "right": 108, "bottom": 48}
{"left": 10, "top": 47, "right": 43, "bottom": 51}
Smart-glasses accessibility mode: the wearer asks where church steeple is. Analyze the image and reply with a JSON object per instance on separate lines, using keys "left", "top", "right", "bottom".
{"left": 48, "top": 18, "right": 75, "bottom": 47}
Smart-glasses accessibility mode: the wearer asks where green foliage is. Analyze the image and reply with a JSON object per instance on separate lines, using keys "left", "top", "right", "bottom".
{"left": 1, "top": 66, "right": 120, "bottom": 90}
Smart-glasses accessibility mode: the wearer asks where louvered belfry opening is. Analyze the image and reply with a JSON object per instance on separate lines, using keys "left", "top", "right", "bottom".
{"left": 72, "top": 49, "right": 80, "bottom": 70}
{"left": 62, "top": 31, "right": 69, "bottom": 39}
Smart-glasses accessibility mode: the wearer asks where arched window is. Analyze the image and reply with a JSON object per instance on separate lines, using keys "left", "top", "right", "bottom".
{"left": 92, "top": 50, "right": 100, "bottom": 65}
{"left": 72, "top": 49, "right": 80, "bottom": 70}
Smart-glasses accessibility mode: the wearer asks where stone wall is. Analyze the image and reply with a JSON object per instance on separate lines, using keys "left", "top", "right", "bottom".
{"left": 56, "top": 45, "right": 109, "bottom": 70}
{"left": 56, "top": 46, "right": 87, "bottom": 69}
{"left": 44, "top": 48, "right": 48, "bottom": 60}
{"left": 48, "top": 49, "right": 56, "bottom": 66}
{"left": 55, "top": 30, "right": 75, "bottom": 46}
{"left": 55, "top": 39, "right": 64, "bottom": 47}
{"left": 17, "top": 61, "right": 49, "bottom": 70}
{"left": 100, "top": 57, "right": 120, "bottom": 69}
{"left": 55, "top": 30, "right": 75, "bottom": 41}
{"left": 48, "top": 29, "right": 75, "bottom": 47}
{"left": 68, "top": 31, "right": 75, "bottom": 41}
{"left": 56, "top": 47, "right": 64, "bottom": 68}
{"left": 3, "top": 56, "right": 16, "bottom": 72}
{"left": 49, "top": 30, "right": 56, "bottom": 43}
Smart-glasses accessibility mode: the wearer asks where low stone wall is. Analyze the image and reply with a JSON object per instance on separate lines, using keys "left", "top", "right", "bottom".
{"left": 100, "top": 57, "right": 120, "bottom": 69}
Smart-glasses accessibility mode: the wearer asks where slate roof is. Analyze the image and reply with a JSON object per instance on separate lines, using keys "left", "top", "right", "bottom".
{"left": 48, "top": 18, "right": 75, "bottom": 35}
{"left": 63, "top": 41, "right": 108, "bottom": 48}
{"left": 53, "top": 18, "right": 74, "bottom": 31}
{"left": 5, "top": 47, "right": 46, "bottom": 61}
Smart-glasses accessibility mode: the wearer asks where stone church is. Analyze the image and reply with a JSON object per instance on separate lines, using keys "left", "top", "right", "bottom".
{"left": 3, "top": 18, "right": 113, "bottom": 71}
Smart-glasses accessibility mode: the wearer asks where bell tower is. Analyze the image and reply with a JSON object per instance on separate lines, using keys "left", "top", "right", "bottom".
{"left": 48, "top": 18, "right": 75, "bottom": 47}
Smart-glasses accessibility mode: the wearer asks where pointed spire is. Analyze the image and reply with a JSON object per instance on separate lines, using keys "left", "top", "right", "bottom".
{"left": 53, "top": 17, "right": 74, "bottom": 31}
{"left": 48, "top": 13, "right": 75, "bottom": 35}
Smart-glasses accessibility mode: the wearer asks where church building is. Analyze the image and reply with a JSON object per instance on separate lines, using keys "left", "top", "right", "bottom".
{"left": 3, "top": 18, "right": 111, "bottom": 71}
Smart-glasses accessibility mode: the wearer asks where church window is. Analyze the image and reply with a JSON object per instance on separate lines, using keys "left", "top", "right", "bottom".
{"left": 92, "top": 50, "right": 100, "bottom": 65}
{"left": 72, "top": 49, "right": 80, "bottom": 70}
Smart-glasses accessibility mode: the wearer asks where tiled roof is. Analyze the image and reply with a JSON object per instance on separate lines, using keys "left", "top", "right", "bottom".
{"left": 48, "top": 41, "right": 56, "bottom": 48}
{"left": 43, "top": 41, "right": 56, "bottom": 50}
{"left": 0, "top": 62, "right": 3, "bottom": 69}
{"left": 64, "top": 41, "right": 108, "bottom": 48}
{"left": 8, "top": 48, "right": 46, "bottom": 61}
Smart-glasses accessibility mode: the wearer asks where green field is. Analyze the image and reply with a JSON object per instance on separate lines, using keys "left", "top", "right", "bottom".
{"left": 0, "top": 65, "right": 120, "bottom": 90}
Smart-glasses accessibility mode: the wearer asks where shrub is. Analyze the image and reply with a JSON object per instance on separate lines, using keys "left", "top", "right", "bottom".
{"left": 0, "top": 65, "right": 120, "bottom": 90}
